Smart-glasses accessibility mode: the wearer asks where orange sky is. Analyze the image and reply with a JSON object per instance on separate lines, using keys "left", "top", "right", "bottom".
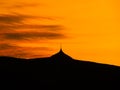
{"left": 0, "top": 0, "right": 119, "bottom": 66}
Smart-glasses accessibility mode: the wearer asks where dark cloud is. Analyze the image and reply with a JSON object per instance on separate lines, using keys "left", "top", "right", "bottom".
{"left": 0, "top": 1, "right": 41, "bottom": 10}
{"left": 10, "top": 3, "right": 40, "bottom": 9}
{"left": 0, "top": 24, "right": 63, "bottom": 31}
{"left": 0, "top": 43, "right": 15, "bottom": 50}
{"left": 0, "top": 14, "right": 26, "bottom": 31}
{"left": 0, "top": 2, "right": 66, "bottom": 58}
{"left": 0, "top": 13, "right": 65, "bottom": 41}
{"left": 18, "top": 25, "right": 64, "bottom": 31}
{"left": 0, "top": 13, "right": 56, "bottom": 25}
{"left": 0, "top": 45, "right": 52, "bottom": 58}
{"left": 0, "top": 24, "right": 63, "bottom": 33}
{"left": 0, "top": 14, "right": 25, "bottom": 24}
{"left": 3, "top": 32, "right": 65, "bottom": 40}
{"left": 0, "top": 13, "right": 61, "bottom": 32}
{"left": 0, "top": 43, "right": 51, "bottom": 51}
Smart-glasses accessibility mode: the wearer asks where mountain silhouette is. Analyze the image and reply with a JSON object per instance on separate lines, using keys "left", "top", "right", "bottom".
{"left": 0, "top": 49, "right": 120, "bottom": 90}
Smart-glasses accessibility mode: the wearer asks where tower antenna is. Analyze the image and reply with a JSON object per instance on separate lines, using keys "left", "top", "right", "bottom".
{"left": 60, "top": 43, "right": 62, "bottom": 51}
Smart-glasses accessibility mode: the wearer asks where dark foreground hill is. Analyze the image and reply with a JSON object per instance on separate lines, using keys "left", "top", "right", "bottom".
{"left": 0, "top": 50, "right": 120, "bottom": 90}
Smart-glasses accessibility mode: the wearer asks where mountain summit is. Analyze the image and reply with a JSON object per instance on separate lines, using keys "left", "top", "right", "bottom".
{"left": 51, "top": 48, "right": 72, "bottom": 61}
{"left": 0, "top": 51, "right": 120, "bottom": 90}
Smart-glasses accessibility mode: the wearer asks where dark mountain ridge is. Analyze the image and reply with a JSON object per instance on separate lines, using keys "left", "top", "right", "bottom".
{"left": 0, "top": 49, "right": 120, "bottom": 90}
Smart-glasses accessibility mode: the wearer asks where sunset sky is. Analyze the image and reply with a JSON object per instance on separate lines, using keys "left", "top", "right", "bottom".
{"left": 0, "top": 0, "right": 119, "bottom": 66}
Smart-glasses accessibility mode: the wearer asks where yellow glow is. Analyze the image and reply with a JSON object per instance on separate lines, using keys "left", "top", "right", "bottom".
{"left": 0, "top": 0, "right": 120, "bottom": 66}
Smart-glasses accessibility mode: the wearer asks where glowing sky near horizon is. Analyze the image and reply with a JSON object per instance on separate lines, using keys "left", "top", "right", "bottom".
{"left": 0, "top": 0, "right": 119, "bottom": 66}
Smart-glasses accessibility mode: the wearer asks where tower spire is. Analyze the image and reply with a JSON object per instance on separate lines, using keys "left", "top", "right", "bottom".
{"left": 51, "top": 43, "right": 72, "bottom": 59}
{"left": 59, "top": 43, "right": 64, "bottom": 53}
{"left": 60, "top": 43, "right": 62, "bottom": 51}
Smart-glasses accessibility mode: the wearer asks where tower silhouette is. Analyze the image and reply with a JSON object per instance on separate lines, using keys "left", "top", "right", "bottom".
{"left": 51, "top": 46, "right": 72, "bottom": 61}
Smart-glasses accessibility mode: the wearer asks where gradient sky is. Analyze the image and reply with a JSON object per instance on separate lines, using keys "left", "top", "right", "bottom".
{"left": 0, "top": 0, "right": 119, "bottom": 66}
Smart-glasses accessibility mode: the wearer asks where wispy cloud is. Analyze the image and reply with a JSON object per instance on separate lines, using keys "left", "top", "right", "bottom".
{"left": 0, "top": 1, "right": 41, "bottom": 10}
{"left": 0, "top": 13, "right": 65, "bottom": 38}
{"left": 0, "top": 43, "right": 15, "bottom": 50}
{"left": 0, "top": 13, "right": 65, "bottom": 58}
{"left": 0, "top": 14, "right": 26, "bottom": 24}
{"left": 2, "top": 32, "right": 65, "bottom": 40}
{"left": 9, "top": 3, "right": 40, "bottom": 9}
{"left": 0, "top": 0, "right": 66, "bottom": 58}
{"left": 0, "top": 46, "right": 52, "bottom": 58}
{"left": 0, "top": 24, "right": 63, "bottom": 32}
{"left": 0, "top": 14, "right": 54, "bottom": 24}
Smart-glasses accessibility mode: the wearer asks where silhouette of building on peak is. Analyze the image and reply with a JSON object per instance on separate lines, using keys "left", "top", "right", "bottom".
{"left": 51, "top": 48, "right": 72, "bottom": 60}
{"left": 0, "top": 48, "right": 120, "bottom": 90}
